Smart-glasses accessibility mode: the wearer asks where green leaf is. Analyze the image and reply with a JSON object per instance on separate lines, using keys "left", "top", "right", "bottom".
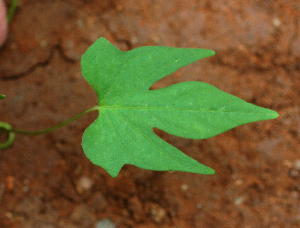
{"left": 0, "top": 94, "right": 5, "bottom": 100}
{"left": 81, "top": 38, "right": 279, "bottom": 177}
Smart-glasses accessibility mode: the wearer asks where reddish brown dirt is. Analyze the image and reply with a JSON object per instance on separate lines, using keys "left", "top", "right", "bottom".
{"left": 0, "top": 0, "right": 300, "bottom": 227}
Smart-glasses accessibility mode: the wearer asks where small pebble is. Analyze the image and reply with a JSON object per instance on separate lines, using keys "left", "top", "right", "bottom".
{"left": 70, "top": 204, "right": 96, "bottom": 227}
{"left": 234, "top": 179, "right": 243, "bottom": 186}
{"left": 294, "top": 160, "right": 300, "bottom": 170}
{"left": 23, "top": 179, "right": 30, "bottom": 185}
{"left": 95, "top": 219, "right": 116, "bottom": 228}
{"left": 234, "top": 196, "right": 245, "bottom": 205}
{"left": 289, "top": 169, "right": 299, "bottom": 178}
{"left": 291, "top": 191, "right": 299, "bottom": 199}
{"left": 40, "top": 40, "right": 48, "bottom": 47}
{"left": 76, "top": 176, "right": 94, "bottom": 193}
{"left": 272, "top": 18, "right": 281, "bottom": 27}
{"left": 77, "top": 19, "right": 84, "bottom": 28}
{"left": 22, "top": 186, "right": 29, "bottom": 192}
{"left": 169, "top": 210, "right": 176, "bottom": 216}
{"left": 181, "top": 184, "right": 188, "bottom": 191}
{"left": 149, "top": 203, "right": 166, "bottom": 223}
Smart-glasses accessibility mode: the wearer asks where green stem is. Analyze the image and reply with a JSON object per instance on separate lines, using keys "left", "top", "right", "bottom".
{"left": 0, "top": 106, "right": 99, "bottom": 149}
{"left": 7, "top": 0, "right": 19, "bottom": 23}
{"left": 0, "top": 122, "right": 15, "bottom": 149}
{"left": 12, "top": 106, "right": 99, "bottom": 135}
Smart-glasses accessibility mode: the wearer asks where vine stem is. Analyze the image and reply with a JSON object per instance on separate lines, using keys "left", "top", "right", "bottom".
{"left": 12, "top": 106, "right": 99, "bottom": 135}
{"left": 7, "top": 0, "right": 19, "bottom": 23}
{"left": 0, "top": 106, "right": 99, "bottom": 149}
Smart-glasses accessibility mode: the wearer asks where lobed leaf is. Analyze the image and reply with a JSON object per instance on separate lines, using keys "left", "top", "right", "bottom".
{"left": 81, "top": 38, "right": 279, "bottom": 177}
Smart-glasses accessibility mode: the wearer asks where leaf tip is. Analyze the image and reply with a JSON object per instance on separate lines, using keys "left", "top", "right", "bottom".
{"left": 197, "top": 49, "right": 215, "bottom": 58}
{"left": 272, "top": 110, "right": 280, "bottom": 119}
{"left": 0, "top": 94, "right": 5, "bottom": 100}
{"left": 265, "top": 109, "right": 279, "bottom": 120}
{"left": 203, "top": 167, "right": 215, "bottom": 175}
{"left": 208, "top": 49, "right": 216, "bottom": 57}
{"left": 107, "top": 169, "right": 121, "bottom": 178}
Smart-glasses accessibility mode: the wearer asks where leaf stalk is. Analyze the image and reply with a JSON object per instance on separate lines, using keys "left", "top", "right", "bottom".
{"left": 0, "top": 106, "right": 99, "bottom": 149}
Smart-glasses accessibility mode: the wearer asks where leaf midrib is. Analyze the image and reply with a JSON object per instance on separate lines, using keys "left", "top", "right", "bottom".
{"left": 98, "top": 106, "right": 275, "bottom": 115}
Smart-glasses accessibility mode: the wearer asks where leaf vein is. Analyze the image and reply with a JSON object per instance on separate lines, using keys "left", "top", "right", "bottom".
{"left": 113, "top": 110, "right": 201, "bottom": 170}
{"left": 107, "top": 110, "right": 157, "bottom": 169}
{"left": 101, "top": 49, "right": 158, "bottom": 103}
{"left": 116, "top": 52, "right": 201, "bottom": 106}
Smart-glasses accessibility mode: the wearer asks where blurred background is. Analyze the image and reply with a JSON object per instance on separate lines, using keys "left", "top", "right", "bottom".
{"left": 0, "top": 0, "right": 299, "bottom": 227}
